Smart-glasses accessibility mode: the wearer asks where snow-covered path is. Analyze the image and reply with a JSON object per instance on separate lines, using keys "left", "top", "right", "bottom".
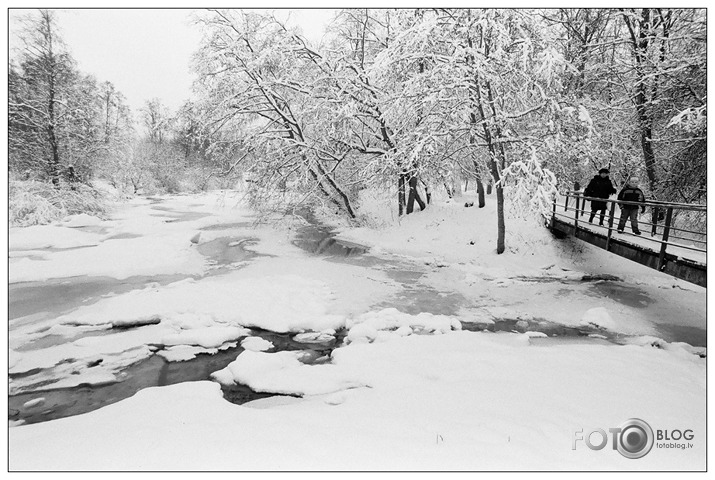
{"left": 8, "top": 191, "right": 706, "bottom": 471}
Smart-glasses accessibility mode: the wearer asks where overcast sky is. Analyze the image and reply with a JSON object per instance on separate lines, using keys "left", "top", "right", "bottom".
{"left": 9, "top": 8, "right": 337, "bottom": 116}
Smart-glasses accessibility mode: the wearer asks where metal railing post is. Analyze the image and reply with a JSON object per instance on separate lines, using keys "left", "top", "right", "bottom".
{"left": 551, "top": 197, "right": 557, "bottom": 229}
{"left": 605, "top": 200, "right": 616, "bottom": 251}
{"left": 580, "top": 194, "right": 586, "bottom": 217}
{"left": 574, "top": 194, "right": 580, "bottom": 230}
{"left": 658, "top": 207, "right": 674, "bottom": 271}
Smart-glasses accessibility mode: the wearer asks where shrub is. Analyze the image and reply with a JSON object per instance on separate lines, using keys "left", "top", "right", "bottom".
{"left": 9, "top": 180, "right": 109, "bottom": 227}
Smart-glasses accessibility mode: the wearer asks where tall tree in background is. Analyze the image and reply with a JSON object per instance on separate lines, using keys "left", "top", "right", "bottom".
{"left": 9, "top": 10, "right": 73, "bottom": 186}
{"left": 620, "top": 9, "right": 706, "bottom": 204}
{"left": 9, "top": 9, "right": 137, "bottom": 188}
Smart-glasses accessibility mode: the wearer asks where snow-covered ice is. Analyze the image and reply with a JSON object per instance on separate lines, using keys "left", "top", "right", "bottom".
{"left": 10, "top": 331, "right": 705, "bottom": 470}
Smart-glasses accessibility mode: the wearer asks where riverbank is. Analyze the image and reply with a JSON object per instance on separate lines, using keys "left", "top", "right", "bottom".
{"left": 8, "top": 189, "right": 706, "bottom": 471}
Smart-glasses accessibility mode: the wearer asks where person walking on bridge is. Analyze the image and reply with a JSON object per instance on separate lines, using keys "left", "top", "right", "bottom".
{"left": 584, "top": 168, "right": 616, "bottom": 226}
{"left": 616, "top": 177, "right": 646, "bottom": 235}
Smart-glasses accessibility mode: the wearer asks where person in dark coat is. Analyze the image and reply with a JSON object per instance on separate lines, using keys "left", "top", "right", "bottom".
{"left": 616, "top": 177, "right": 646, "bottom": 235}
{"left": 584, "top": 168, "right": 617, "bottom": 225}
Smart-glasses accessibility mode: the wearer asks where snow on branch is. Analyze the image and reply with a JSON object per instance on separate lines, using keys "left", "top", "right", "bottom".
{"left": 501, "top": 148, "right": 558, "bottom": 222}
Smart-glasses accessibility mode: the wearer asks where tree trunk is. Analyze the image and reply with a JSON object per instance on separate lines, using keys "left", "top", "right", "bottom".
{"left": 313, "top": 159, "right": 356, "bottom": 218}
{"left": 47, "top": 123, "right": 61, "bottom": 188}
{"left": 623, "top": 9, "right": 659, "bottom": 198}
{"left": 398, "top": 171, "right": 406, "bottom": 216}
{"left": 44, "top": 12, "right": 61, "bottom": 188}
{"left": 443, "top": 181, "right": 454, "bottom": 198}
{"left": 308, "top": 167, "right": 346, "bottom": 213}
{"left": 489, "top": 159, "right": 506, "bottom": 254}
{"left": 473, "top": 70, "right": 506, "bottom": 254}
{"left": 476, "top": 175, "right": 486, "bottom": 208}
{"left": 423, "top": 181, "right": 432, "bottom": 204}
{"left": 406, "top": 175, "right": 425, "bottom": 214}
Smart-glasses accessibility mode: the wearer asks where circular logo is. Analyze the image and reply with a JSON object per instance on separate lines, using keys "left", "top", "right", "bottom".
{"left": 617, "top": 418, "right": 654, "bottom": 459}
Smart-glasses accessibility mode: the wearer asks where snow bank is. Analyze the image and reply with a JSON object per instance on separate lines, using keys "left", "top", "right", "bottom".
{"left": 339, "top": 195, "right": 558, "bottom": 268}
{"left": 162, "top": 326, "right": 249, "bottom": 349}
{"left": 9, "top": 225, "right": 103, "bottom": 251}
{"left": 580, "top": 307, "right": 617, "bottom": 330}
{"left": 345, "top": 307, "right": 461, "bottom": 344}
{"left": 10, "top": 331, "right": 705, "bottom": 471}
{"left": 241, "top": 337, "right": 274, "bottom": 352}
{"left": 62, "top": 213, "right": 104, "bottom": 227}
{"left": 212, "top": 350, "right": 367, "bottom": 396}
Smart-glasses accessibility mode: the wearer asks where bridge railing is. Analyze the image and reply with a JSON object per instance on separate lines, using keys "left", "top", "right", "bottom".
{"left": 551, "top": 191, "right": 706, "bottom": 269}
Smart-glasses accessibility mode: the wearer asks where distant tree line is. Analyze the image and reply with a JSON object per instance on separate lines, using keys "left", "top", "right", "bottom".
{"left": 8, "top": 10, "right": 226, "bottom": 195}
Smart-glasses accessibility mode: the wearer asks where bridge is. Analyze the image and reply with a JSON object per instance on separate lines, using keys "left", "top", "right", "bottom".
{"left": 550, "top": 192, "right": 706, "bottom": 288}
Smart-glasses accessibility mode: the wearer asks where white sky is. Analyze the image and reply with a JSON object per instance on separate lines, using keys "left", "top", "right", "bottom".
{"left": 8, "top": 8, "right": 338, "bottom": 116}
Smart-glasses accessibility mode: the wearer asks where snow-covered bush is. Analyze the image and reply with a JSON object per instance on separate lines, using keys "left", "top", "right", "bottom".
{"left": 501, "top": 149, "right": 558, "bottom": 223}
{"left": 9, "top": 180, "right": 109, "bottom": 227}
{"left": 354, "top": 187, "right": 398, "bottom": 228}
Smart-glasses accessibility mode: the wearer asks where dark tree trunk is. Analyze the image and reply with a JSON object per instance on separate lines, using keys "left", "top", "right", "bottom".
{"left": 47, "top": 123, "right": 61, "bottom": 188}
{"left": 308, "top": 167, "right": 346, "bottom": 213}
{"left": 476, "top": 175, "right": 486, "bottom": 208}
{"left": 473, "top": 66, "right": 506, "bottom": 253}
{"left": 623, "top": 9, "right": 659, "bottom": 198}
{"left": 443, "top": 182, "right": 454, "bottom": 198}
{"left": 486, "top": 182, "right": 492, "bottom": 195}
{"left": 486, "top": 157, "right": 505, "bottom": 254}
{"left": 398, "top": 172, "right": 406, "bottom": 216}
{"left": 423, "top": 181, "right": 432, "bottom": 204}
{"left": 45, "top": 13, "right": 61, "bottom": 189}
{"left": 406, "top": 175, "right": 425, "bottom": 214}
{"left": 313, "top": 159, "right": 356, "bottom": 218}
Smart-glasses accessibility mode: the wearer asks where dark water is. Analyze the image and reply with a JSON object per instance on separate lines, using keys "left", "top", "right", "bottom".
{"left": 655, "top": 323, "right": 707, "bottom": 349}
{"left": 9, "top": 207, "right": 704, "bottom": 427}
{"left": 293, "top": 222, "right": 368, "bottom": 257}
{"left": 9, "top": 274, "right": 192, "bottom": 323}
{"left": 461, "top": 317, "right": 613, "bottom": 340}
{"left": 10, "top": 232, "right": 259, "bottom": 325}
{"left": 196, "top": 237, "right": 259, "bottom": 266}
{"left": 9, "top": 327, "right": 341, "bottom": 426}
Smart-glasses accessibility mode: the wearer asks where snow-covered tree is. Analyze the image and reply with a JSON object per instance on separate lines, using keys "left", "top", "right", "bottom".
{"left": 193, "top": 9, "right": 359, "bottom": 217}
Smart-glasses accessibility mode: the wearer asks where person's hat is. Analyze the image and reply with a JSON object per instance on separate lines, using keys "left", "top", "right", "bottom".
{"left": 598, "top": 168, "right": 609, "bottom": 174}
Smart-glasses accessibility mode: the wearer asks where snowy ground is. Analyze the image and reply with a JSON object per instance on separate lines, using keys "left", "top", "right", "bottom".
{"left": 7, "top": 188, "right": 706, "bottom": 471}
